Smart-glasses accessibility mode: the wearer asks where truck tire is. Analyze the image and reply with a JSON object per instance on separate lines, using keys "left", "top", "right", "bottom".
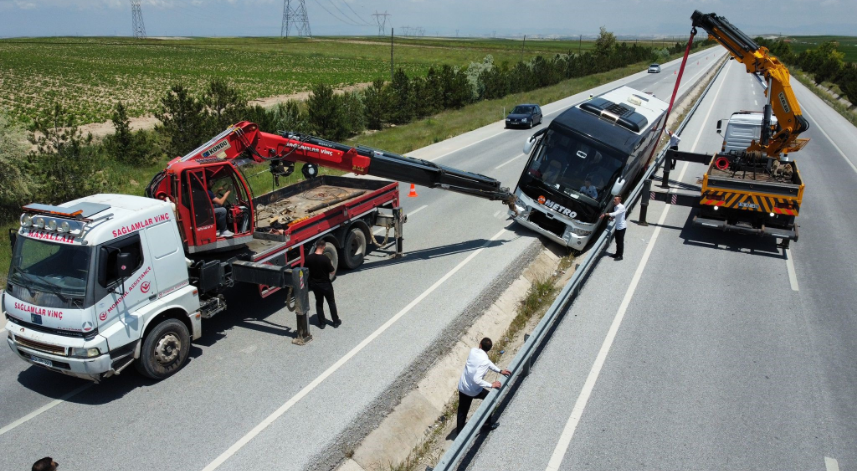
{"left": 321, "top": 241, "right": 339, "bottom": 281}
{"left": 135, "top": 318, "right": 190, "bottom": 380}
{"left": 342, "top": 227, "right": 367, "bottom": 270}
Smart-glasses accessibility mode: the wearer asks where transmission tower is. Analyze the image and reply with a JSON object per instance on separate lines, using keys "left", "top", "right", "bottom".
{"left": 130, "top": 0, "right": 146, "bottom": 39}
{"left": 371, "top": 11, "right": 390, "bottom": 36}
{"left": 281, "top": 0, "right": 312, "bottom": 38}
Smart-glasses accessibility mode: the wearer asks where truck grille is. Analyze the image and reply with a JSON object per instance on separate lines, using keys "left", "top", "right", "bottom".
{"left": 528, "top": 210, "right": 567, "bottom": 238}
{"left": 15, "top": 336, "right": 67, "bottom": 356}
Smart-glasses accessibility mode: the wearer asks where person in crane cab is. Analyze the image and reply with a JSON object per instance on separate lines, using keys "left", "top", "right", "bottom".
{"left": 208, "top": 179, "right": 233, "bottom": 238}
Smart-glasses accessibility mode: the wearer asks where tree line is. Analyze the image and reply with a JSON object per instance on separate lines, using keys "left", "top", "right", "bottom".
{"left": 0, "top": 29, "right": 709, "bottom": 221}
{"left": 755, "top": 37, "right": 857, "bottom": 106}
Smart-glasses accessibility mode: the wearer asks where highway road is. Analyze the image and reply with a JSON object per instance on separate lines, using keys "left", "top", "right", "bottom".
{"left": 0, "top": 47, "right": 723, "bottom": 471}
{"left": 466, "top": 57, "right": 857, "bottom": 470}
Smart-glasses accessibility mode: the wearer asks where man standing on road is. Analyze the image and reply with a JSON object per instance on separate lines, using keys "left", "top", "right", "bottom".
{"left": 456, "top": 337, "right": 511, "bottom": 435}
{"left": 666, "top": 129, "right": 681, "bottom": 170}
{"left": 305, "top": 239, "right": 340, "bottom": 329}
{"left": 32, "top": 457, "right": 58, "bottom": 471}
{"left": 600, "top": 195, "right": 626, "bottom": 261}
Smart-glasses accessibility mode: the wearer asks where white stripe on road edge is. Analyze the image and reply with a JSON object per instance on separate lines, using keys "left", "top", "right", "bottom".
{"left": 0, "top": 383, "right": 92, "bottom": 437}
{"left": 801, "top": 109, "right": 857, "bottom": 176}
{"left": 785, "top": 248, "right": 799, "bottom": 292}
{"left": 426, "top": 130, "right": 508, "bottom": 162}
{"left": 546, "top": 162, "right": 688, "bottom": 471}
{"left": 495, "top": 153, "right": 525, "bottom": 170}
{"left": 202, "top": 228, "right": 509, "bottom": 471}
{"left": 825, "top": 457, "right": 840, "bottom": 471}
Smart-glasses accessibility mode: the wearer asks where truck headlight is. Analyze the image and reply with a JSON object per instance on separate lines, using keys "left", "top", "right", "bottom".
{"left": 34, "top": 217, "right": 45, "bottom": 229}
{"left": 21, "top": 214, "right": 33, "bottom": 227}
{"left": 70, "top": 347, "right": 101, "bottom": 358}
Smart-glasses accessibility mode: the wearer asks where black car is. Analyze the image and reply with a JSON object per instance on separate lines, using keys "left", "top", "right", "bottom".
{"left": 506, "top": 104, "right": 543, "bottom": 129}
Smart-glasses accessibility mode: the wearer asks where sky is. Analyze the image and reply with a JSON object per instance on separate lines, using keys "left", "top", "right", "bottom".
{"left": 0, "top": 0, "right": 855, "bottom": 38}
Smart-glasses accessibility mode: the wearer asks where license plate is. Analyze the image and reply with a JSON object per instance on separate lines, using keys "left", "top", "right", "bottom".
{"left": 31, "top": 355, "right": 53, "bottom": 368}
{"left": 31, "top": 314, "right": 42, "bottom": 325}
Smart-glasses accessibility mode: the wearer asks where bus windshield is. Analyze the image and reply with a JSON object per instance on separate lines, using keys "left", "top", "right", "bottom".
{"left": 9, "top": 237, "right": 90, "bottom": 297}
{"left": 525, "top": 129, "right": 625, "bottom": 205}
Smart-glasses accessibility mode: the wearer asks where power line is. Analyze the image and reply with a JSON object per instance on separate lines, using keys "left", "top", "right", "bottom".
{"left": 323, "top": 0, "right": 366, "bottom": 26}
{"left": 341, "top": 0, "right": 373, "bottom": 26}
{"left": 309, "top": 0, "right": 361, "bottom": 27}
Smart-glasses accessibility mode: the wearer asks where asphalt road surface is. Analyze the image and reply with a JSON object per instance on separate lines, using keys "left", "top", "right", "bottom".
{"left": 466, "top": 56, "right": 857, "bottom": 470}
{"left": 0, "top": 48, "right": 723, "bottom": 471}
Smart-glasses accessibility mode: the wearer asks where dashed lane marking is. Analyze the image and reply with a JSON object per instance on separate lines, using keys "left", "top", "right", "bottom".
{"left": 0, "top": 383, "right": 93, "bottom": 437}
{"left": 202, "top": 228, "right": 510, "bottom": 471}
{"left": 825, "top": 457, "right": 840, "bottom": 471}
{"left": 495, "top": 153, "right": 525, "bottom": 170}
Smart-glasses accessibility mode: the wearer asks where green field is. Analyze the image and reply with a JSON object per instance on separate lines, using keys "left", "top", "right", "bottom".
{"left": 788, "top": 35, "right": 857, "bottom": 63}
{"left": 0, "top": 36, "right": 607, "bottom": 125}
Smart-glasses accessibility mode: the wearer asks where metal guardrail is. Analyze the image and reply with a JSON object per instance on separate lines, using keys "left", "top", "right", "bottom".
{"left": 434, "top": 56, "right": 729, "bottom": 471}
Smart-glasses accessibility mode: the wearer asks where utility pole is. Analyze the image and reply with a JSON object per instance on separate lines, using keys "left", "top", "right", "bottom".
{"left": 281, "top": 0, "right": 311, "bottom": 38}
{"left": 391, "top": 28, "right": 394, "bottom": 83}
{"left": 371, "top": 11, "right": 390, "bottom": 36}
{"left": 130, "top": 0, "right": 146, "bottom": 39}
{"left": 578, "top": 34, "right": 581, "bottom": 54}
{"left": 521, "top": 35, "right": 526, "bottom": 62}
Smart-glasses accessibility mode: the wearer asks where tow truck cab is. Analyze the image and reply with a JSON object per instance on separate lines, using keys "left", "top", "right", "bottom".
{"left": 4, "top": 194, "right": 201, "bottom": 382}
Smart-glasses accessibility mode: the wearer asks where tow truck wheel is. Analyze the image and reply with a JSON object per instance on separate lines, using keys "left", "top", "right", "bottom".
{"left": 321, "top": 241, "right": 339, "bottom": 281}
{"left": 342, "top": 227, "right": 367, "bottom": 270}
{"left": 135, "top": 319, "right": 190, "bottom": 380}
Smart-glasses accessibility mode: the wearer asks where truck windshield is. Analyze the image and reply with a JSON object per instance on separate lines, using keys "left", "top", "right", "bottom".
{"left": 9, "top": 237, "right": 90, "bottom": 297}
{"left": 525, "top": 129, "right": 624, "bottom": 205}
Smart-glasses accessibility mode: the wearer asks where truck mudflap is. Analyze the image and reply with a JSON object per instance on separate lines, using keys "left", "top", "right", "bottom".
{"left": 693, "top": 215, "right": 798, "bottom": 241}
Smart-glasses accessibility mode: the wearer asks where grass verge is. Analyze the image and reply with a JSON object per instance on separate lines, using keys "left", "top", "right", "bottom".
{"left": 792, "top": 70, "right": 857, "bottom": 128}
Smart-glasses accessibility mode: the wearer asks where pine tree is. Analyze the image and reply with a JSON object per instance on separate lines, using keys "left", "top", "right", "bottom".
{"left": 155, "top": 84, "right": 208, "bottom": 157}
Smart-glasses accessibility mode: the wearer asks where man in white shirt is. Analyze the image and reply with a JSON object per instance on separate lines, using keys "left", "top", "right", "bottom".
{"left": 666, "top": 129, "right": 681, "bottom": 170}
{"left": 600, "top": 195, "right": 627, "bottom": 261}
{"left": 456, "top": 337, "right": 511, "bottom": 434}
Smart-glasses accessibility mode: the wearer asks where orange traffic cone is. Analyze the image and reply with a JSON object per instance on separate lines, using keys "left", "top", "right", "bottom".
{"left": 408, "top": 184, "right": 418, "bottom": 197}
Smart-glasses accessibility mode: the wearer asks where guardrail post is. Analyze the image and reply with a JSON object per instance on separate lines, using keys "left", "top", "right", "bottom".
{"left": 638, "top": 179, "right": 652, "bottom": 226}
{"left": 393, "top": 207, "right": 404, "bottom": 258}
{"left": 291, "top": 268, "right": 312, "bottom": 345}
{"left": 660, "top": 158, "right": 671, "bottom": 189}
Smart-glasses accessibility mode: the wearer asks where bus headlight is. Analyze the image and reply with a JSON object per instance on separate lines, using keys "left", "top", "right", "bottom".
{"left": 70, "top": 347, "right": 101, "bottom": 358}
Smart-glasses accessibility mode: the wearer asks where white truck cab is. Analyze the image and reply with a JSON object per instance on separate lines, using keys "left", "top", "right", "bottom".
{"left": 4, "top": 194, "right": 201, "bottom": 382}
{"left": 717, "top": 111, "right": 779, "bottom": 156}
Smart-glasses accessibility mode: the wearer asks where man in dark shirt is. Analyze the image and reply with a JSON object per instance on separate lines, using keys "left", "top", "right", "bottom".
{"left": 207, "top": 180, "right": 233, "bottom": 238}
{"left": 305, "top": 239, "right": 340, "bottom": 329}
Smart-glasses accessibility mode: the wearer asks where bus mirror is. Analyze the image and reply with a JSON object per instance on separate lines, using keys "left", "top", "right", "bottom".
{"left": 611, "top": 178, "right": 626, "bottom": 196}
{"left": 523, "top": 136, "right": 536, "bottom": 154}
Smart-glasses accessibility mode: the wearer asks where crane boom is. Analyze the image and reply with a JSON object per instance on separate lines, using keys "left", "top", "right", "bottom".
{"left": 177, "top": 121, "right": 516, "bottom": 205}
{"left": 691, "top": 10, "right": 810, "bottom": 158}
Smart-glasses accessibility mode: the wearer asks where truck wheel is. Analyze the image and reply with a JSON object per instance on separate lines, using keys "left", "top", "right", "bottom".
{"left": 135, "top": 319, "right": 190, "bottom": 380}
{"left": 321, "top": 241, "right": 339, "bottom": 281}
{"left": 342, "top": 227, "right": 367, "bottom": 270}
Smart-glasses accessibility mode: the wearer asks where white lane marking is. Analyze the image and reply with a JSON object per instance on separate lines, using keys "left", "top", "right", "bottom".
{"left": 825, "top": 457, "right": 840, "bottom": 471}
{"left": 785, "top": 248, "right": 799, "bottom": 292}
{"left": 426, "top": 130, "right": 508, "bottom": 162}
{"left": 801, "top": 109, "right": 857, "bottom": 176}
{"left": 0, "top": 383, "right": 92, "bottom": 437}
{"left": 495, "top": 153, "right": 525, "bottom": 170}
{"left": 202, "top": 228, "right": 509, "bottom": 471}
{"left": 373, "top": 205, "right": 427, "bottom": 236}
{"left": 754, "top": 99, "right": 758, "bottom": 106}
{"left": 545, "top": 167, "right": 682, "bottom": 471}
{"left": 688, "top": 62, "right": 730, "bottom": 152}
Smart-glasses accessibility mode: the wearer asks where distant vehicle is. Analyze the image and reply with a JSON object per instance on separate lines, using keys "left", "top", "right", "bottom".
{"left": 648, "top": 64, "right": 661, "bottom": 73}
{"left": 506, "top": 104, "right": 543, "bottom": 129}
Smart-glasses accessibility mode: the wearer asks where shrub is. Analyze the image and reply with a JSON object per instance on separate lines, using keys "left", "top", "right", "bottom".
{"left": 105, "top": 101, "right": 159, "bottom": 165}
{"left": 307, "top": 83, "right": 347, "bottom": 140}
{"left": 155, "top": 84, "right": 208, "bottom": 158}
{"left": 28, "top": 103, "right": 106, "bottom": 204}
{"left": 203, "top": 79, "right": 248, "bottom": 135}
{"left": 0, "top": 108, "right": 34, "bottom": 218}
{"left": 363, "top": 78, "right": 388, "bottom": 130}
